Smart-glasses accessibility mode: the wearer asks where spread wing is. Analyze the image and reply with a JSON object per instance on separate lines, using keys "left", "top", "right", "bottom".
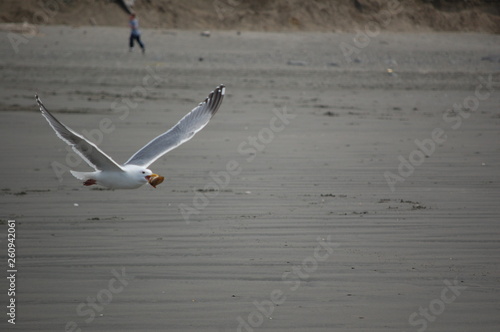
{"left": 36, "top": 95, "right": 124, "bottom": 172}
{"left": 124, "top": 84, "right": 225, "bottom": 168}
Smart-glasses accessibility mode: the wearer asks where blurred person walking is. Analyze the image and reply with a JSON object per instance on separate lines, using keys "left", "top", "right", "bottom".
{"left": 129, "top": 13, "right": 145, "bottom": 53}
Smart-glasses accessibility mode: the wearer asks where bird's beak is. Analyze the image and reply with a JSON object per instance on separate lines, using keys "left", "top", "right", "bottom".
{"left": 146, "top": 174, "right": 164, "bottom": 188}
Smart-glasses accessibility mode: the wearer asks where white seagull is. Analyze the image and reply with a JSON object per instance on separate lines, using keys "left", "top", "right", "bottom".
{"left": 36, "top": 84, "right": 225, "bottom": 189}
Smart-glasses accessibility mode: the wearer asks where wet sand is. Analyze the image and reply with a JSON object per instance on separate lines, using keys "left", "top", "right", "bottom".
{"left": 0, "top": 26, "right": 499, "bottom": 331}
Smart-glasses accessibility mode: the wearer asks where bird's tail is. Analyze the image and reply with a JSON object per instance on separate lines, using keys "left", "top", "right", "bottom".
{"left": 70, "top": 171, "right": 99, "bottom": 186}
{"left": 70, "top": 170, "right": 92, "bottom": 181}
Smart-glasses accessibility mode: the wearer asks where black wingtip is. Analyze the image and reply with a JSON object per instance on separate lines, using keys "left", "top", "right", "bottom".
{"left": 35, "top": 94, "right": 46, "bottom": 112}
{"left": 217, "top": 84, "right": 225, "bottom": 96}
{"left": 212, "top": 84, "right": 225, "bottom": 100}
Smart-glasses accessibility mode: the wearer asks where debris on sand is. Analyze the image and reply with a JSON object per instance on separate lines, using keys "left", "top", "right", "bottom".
{"left": 287, "top": 60, "right": 308, "bottom": 66}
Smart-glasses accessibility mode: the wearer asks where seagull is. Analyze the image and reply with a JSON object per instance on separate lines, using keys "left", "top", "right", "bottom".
{"left": 36, "top": 84, "right": 225, "bottom": 189}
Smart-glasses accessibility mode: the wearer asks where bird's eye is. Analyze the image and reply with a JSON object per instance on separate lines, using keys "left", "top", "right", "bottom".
{"left": 142, "top": 171, "right": 145, "bottom": 174}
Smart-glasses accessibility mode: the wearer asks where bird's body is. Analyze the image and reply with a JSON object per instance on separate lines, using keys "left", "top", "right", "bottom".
{"left": 36, "top": 85, "right": 225, "bottom": 189}
{"left": 70, "top": 165, "right": 151, "bottom": 189}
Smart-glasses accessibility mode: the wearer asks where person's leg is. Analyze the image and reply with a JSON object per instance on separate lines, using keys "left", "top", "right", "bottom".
{"left": 137, "top": 35, "right": 145, "bottom": 52}
{"left": 129, "top": 34, "right": 134, "bottom": 49}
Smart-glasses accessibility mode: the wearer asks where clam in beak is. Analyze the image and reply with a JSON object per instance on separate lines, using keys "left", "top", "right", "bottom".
{"left": 146, "top": 174, "right": 165, "bottom": 188}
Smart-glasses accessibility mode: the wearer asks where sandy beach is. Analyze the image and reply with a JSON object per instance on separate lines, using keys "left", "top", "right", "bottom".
{"left": 0, "top": 25, "right": 499, "bottom": 331}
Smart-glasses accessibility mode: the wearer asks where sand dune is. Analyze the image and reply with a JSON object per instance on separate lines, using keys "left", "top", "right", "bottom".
{"left": 0, "top": 0, "right": 499, "bottom": 33}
